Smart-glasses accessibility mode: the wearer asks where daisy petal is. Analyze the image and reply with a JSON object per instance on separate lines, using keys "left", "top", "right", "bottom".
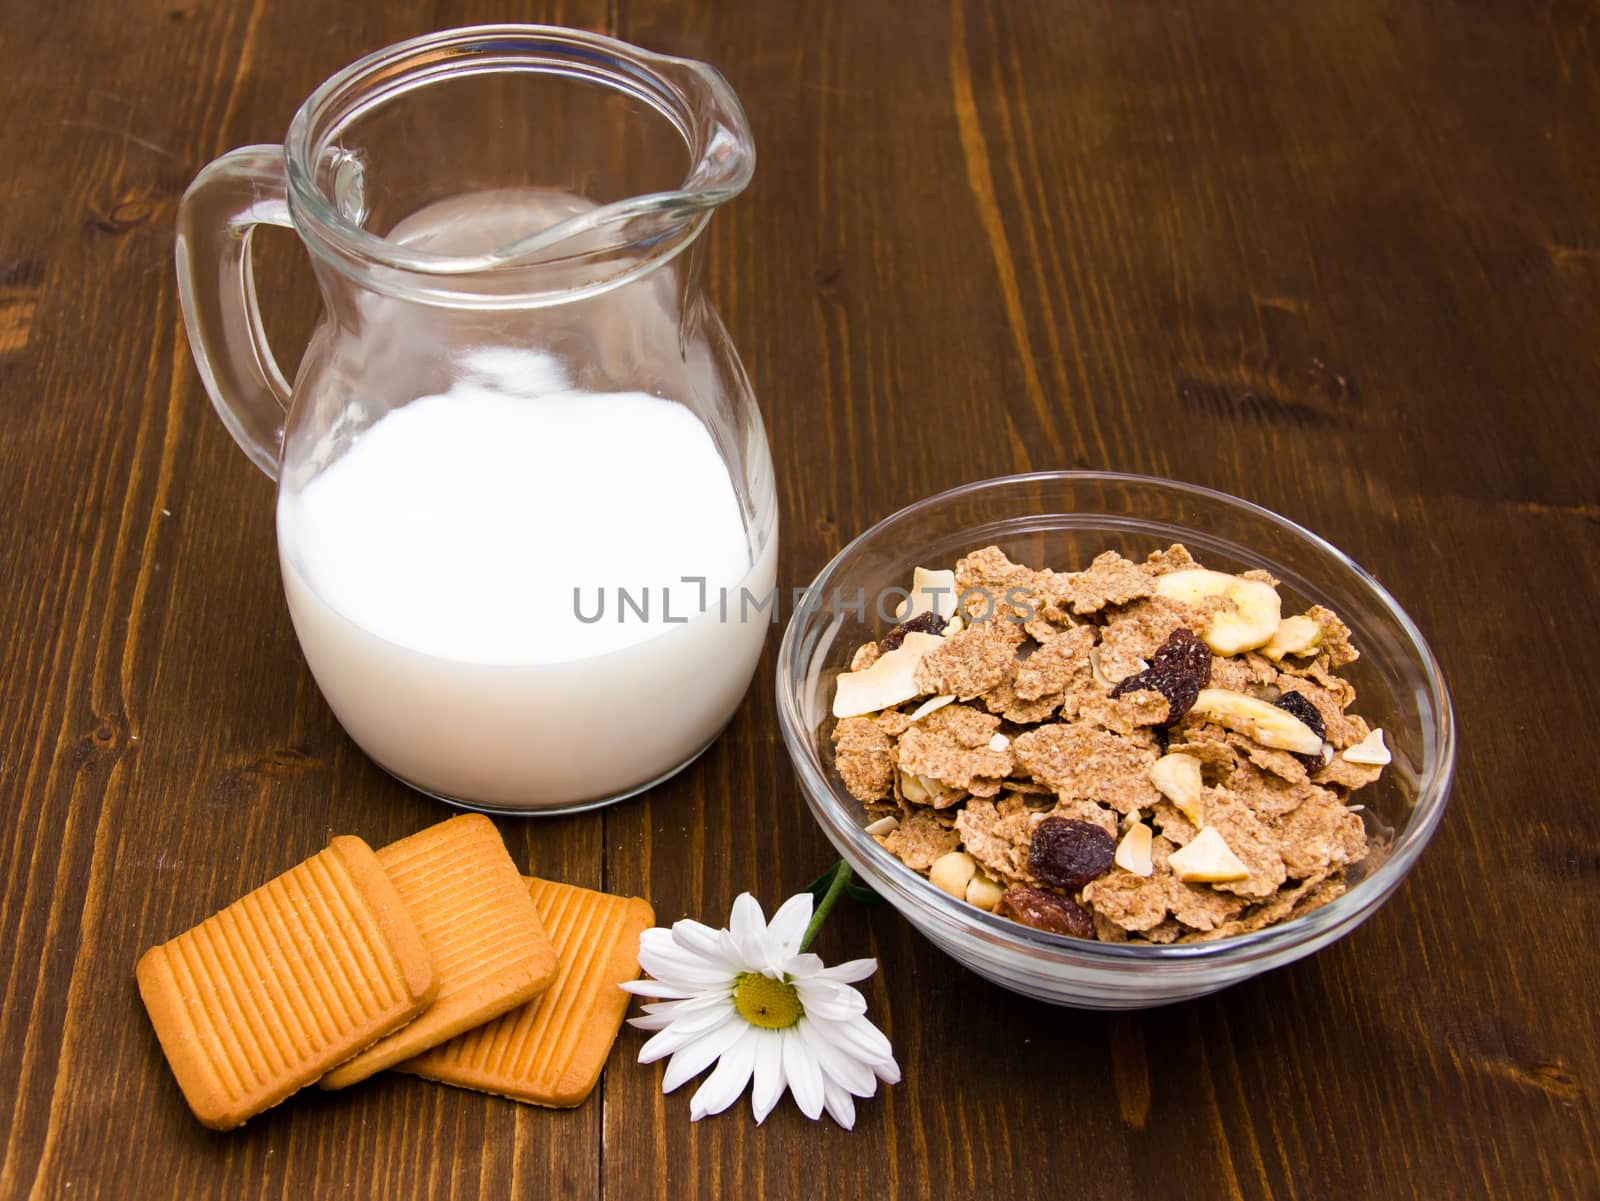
{"left": 635, "top": 998, "right": 692, "bottom": 1017}
{"left": 781, "top": 1027, "right": 825, "bottom": 1120}
{"left": 873, "top": 1054, "right": 902, "bottom": 1086}
{"left": 822, "top": 1077, "right": 857, "bottom": 1130}
{"left": 817, "top": 957, "right": 879, "bottom": 984}
{"left": 797, "top": 1017, "right": 876, "bottom": 1096}
{"left": 777, "top": 952, "right": 827, "bottom": 980}
{"left": 823, "top": 1012, "right": 896, "bottom": 1065}
{"left": 714, "top": 927, "right": 749, "bottom": 968}
{"left": 630, "top": 997, "right": 736, "bottom": 1034}
{"left": 750, "top": 1033, "right": 785, "bottom": 1124}
{"left": 634, "top": 962, "right": 734, "bottom": 994}
{"left": 637, "top": 1025, "right": 697, "bottom": 1063}
{"left": 792, "top": 994, "right": 867, "bottom": 1023}
{"left": 689, "top": 1027, "right": 758, "bottom": 1120}
{"left": 728, "top": 893, "right": 769, "bottom": 965}
{"left": 637, "top": 968, "right": 734, "bottom": 996}
{"left": 638, "top": 932, "right": 722, "bottom": 966}
{"left": 792, "top": 974, "right": 864, "bottom": 1001}
{"left": 643, "top": 997, "right": 736, "bottom": 1038}
{"left": 637, "top": 943, "right": 736, "bottom": 988}
{"left": 639, "top": 1010, "right": 735, "bottom": 1065}
{"left": 662, "top": 1017, "right": 748, "bottom": 1093}
{"left": 794, "top": 978, "right": 868, "bottom": 1021}
{"left": 765, "top": 893, "right": 814, "bottom": 958}
{"left": 618, "top": 979, "right": 711, "bottom": 1000}
{"left": 671, "top": 921, "right": 745, "bottom": 972}
{"left": 641, "top": 991, "right": 736, "bottom": 1020}
{"left": 666, "top": 918, "right": 724, "bottom": 946}
{"left": 728, "top": 892, "right": 767, "bottom": 937}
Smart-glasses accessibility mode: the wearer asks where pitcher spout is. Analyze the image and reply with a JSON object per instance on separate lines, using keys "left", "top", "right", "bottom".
{"left": 282, "top": 25, "right": 756, "bottom": 305}
{"left": 420, "top": 40, "right": 756, "bottom": 274}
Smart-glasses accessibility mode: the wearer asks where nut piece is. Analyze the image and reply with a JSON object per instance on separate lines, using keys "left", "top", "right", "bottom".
{"left": 1262, "top": 614, "right": 1322, "bottom": 661}
{"left": 899, "top": 768, "right": 963, "bottom": 807}
{"left": 1167, "top": 826, "right": 1250, "bottom": 883}
{"left": 1114, "top": 821, "right": 1154, "bottom": 877}
{"left": 987, "top": 732, "right": 1011, "bottom": 752}
{"left": 1189, "top": 688, "right": 1323, "bottom": 755}
{"left": 1154, "top": 568, "right": 1282, "bottom": 655}
{"left": 1149, "top": 753, "right": 1205, "bottom": 825}
{"left": 929, "top": 851, "right": 978, "bottom": 898}
{"left": 832, "top": 631, "right": 946, "bottom": 717}
{"left": 965, "top": 873, "right": 1005, "bottom": 911}
{"left": 863, "top": 815, "right": 900, "bottom": 836}
{"left": 900, "top": 769, "right": 929, "bottom": 804}
{"left": 906, "top": 693, "right": 956, "bottom": 722}
{"left": 1342, "top": 727, "right": 1392, "bottom": 766}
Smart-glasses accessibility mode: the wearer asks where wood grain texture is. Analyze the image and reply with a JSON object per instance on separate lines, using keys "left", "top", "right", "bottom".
{"left": 1, "top": 0, "right": 1596, "bottom": 1198}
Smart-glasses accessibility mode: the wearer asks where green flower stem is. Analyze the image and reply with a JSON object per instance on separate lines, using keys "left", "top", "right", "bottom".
{"left": 800, "top": 862, "right": 855, "bottom": 952}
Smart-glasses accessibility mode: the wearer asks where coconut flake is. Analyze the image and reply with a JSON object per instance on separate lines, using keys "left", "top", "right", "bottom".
{"left": 1168, "top": 827, "right": 1250, "bottom": 883}
{"left": 895, "top": 566, "right": 959, "bottom": 623}
{"left": 832, "top": 631, "right": 947, "bottom": 718}
{"left": 1114, "top": 821, "right": 1154, "bottom": 877}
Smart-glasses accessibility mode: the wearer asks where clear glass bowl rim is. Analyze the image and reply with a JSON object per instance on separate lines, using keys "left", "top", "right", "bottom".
{"left": 775, "top": 470, "right": 1456, "bottom": 966}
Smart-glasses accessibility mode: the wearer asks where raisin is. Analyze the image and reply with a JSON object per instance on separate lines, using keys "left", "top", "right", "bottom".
{"left": 881, "top": 609, "right": 948, "bottom": 650}
{"left": 1110, "top": 627, "right": 1211, "bottom": 721}
{"left": 996, "top": 886, "right": 1097, "bottom": 939}
{"left": 1274, "top": 691, "right": 1327, "bottom": 770}
{"left": 1274, "top": 691, "right": 1326, "bottom": 742}
{"left": 1028, "top": 817, "right": 1115, "bottom": 890}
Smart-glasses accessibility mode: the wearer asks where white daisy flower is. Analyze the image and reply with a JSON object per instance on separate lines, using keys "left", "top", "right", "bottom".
{"left": 621, "top": 891, "right": 900, "bottom": 1128}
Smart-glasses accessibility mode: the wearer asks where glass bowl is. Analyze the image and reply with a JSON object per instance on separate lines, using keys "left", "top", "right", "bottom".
{"left": 775, "top": 472, "right": 1454, "bottom": 1009}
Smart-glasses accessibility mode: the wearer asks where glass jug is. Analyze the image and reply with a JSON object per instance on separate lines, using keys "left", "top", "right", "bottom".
{"left": 176, "top": 26, "right": 778, "bottom": 814}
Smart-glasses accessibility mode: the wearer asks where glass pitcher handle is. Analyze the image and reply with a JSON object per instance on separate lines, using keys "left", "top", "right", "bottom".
{"left": 175, "top": 146, "right": 295, "bottom": 481}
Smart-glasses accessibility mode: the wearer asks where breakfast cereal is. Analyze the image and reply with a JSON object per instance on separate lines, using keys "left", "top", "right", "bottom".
{"left": 829, "top": 544, "right": 1386, "bottom": 943}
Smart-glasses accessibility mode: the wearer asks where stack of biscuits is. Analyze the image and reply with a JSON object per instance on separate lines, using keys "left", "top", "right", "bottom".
{"left": 135, "top": 815, "right": 653, "bottom": 1130}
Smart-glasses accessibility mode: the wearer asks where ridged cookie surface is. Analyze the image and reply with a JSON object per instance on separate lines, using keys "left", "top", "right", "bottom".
{"left": 136, "top": 835, "right": 437, "bottom": 1130}
{"left": 321, "top": 815, "right": 557, "bottom": 1089}
{"left": 399, "top": 878, "right": 651, "bottom": 1107}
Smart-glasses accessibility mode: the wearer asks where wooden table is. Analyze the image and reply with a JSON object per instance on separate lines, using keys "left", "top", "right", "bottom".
{"left": 3, "top": 2, "right": 1597, "bottom": 1197}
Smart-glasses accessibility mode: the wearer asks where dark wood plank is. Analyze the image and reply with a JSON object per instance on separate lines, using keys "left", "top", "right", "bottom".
{"left": 0, "top": 0, "right": 1596, "bottom": 1198}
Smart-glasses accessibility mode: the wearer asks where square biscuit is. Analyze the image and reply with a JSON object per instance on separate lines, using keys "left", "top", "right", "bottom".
{"left": 320, "top": 815, "right": 558, "bottom": 1089}
{"left": 136, "top": 835, "right": 437, "bottom": 1130}
{"left": 398, "top": 877, "right": 652, "bottom": 1108}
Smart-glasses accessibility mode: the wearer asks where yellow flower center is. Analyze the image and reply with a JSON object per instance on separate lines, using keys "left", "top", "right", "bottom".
{"left": 732, "top": 972, "right": 803, "bottom": 1029}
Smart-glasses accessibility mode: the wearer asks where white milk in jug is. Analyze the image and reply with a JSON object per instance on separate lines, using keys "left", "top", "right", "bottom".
{"left": 276, "top": 349, "right": 775, "bottom": 810}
